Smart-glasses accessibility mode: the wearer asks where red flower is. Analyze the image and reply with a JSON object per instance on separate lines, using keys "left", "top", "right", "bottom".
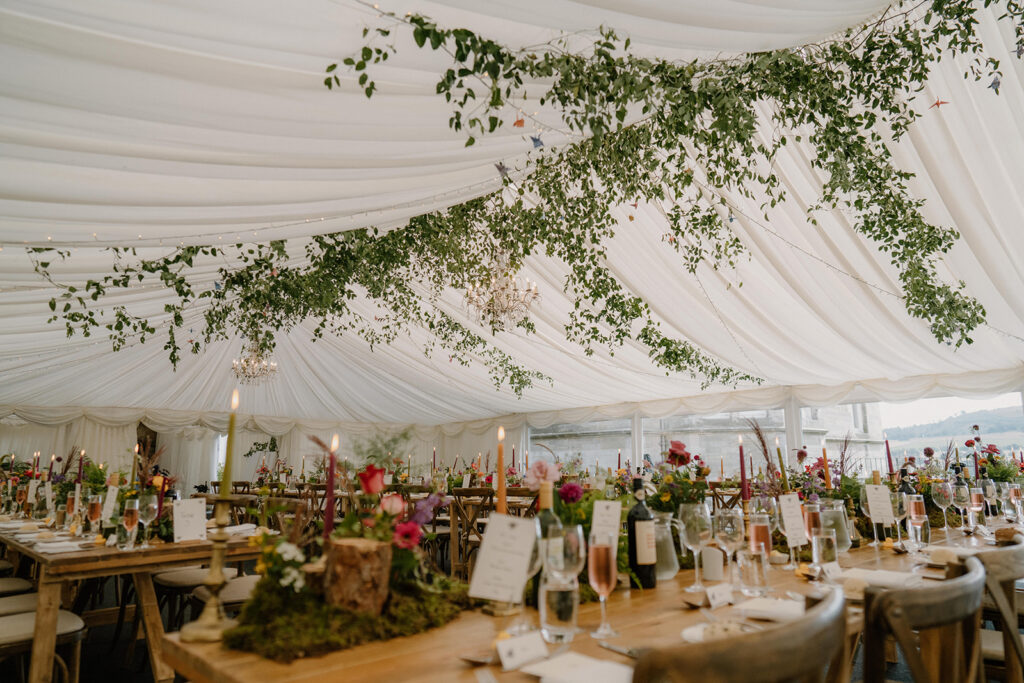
{"left": 981, "top": 444, "right": 1000, "bottom": 455}
{"left": 393, "top": 520, "right": 423, "bottom": 549}
{"left": 357, "top": 465, "right": 386, "bottom": 495}
{"left": 666, "top": 440, "right": 691, "bottom": 467}
{"left": 965, "top": 439, "right": 976, "bottom": 448}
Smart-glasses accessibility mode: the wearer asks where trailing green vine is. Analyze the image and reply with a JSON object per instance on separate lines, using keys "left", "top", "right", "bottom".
{"left": 30, "top": 1, "right": 1021, "bottom": 396}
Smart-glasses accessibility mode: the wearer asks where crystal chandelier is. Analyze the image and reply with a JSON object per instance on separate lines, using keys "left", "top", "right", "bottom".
{"left": 464, "top": 256, "right": 540, "bottom": 330}
{"left": 232, "top": 344, "right": 278, "bottom": 385}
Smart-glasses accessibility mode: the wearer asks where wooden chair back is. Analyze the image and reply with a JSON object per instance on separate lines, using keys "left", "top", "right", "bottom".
{"left": 231, "top": 481, "right": 250, "bottom": 494}
{"left": 449, "top": 487, "right": 495, "bottom": 579}
{"left": 709, "top": 485, "right": 741, "bottom": 514}
{"left": 863, "top": 556, "right": 986, "bottom": 683}
{"left": 632, "top": 588, "right": 846, "bottom": 682}
{"left": 975, "top": 534, "right": 1024, "bottom": 682}
{"left": 506, "top": 487, "right": 538, "bottom": 517}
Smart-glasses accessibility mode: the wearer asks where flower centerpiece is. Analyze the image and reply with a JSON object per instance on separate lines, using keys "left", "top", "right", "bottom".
{"left": 224, "top": 437, "right": 468, "bottom": 662}
{"left": 648, "top": 441, "right": 709, "bottom": 512}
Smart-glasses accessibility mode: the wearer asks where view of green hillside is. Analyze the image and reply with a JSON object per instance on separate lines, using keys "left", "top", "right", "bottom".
{"left": 887, "top": 407, "right": 1023, "bottom": 454}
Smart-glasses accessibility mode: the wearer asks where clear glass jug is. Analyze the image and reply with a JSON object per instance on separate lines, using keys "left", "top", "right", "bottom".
{"left": 819, "top": 499, "right": 852, "bottom": 552}
{"left": 653, "top": 511, "right": 680, "bottom": 580}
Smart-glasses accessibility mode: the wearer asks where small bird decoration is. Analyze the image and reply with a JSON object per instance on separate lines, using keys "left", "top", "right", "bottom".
{"left": 530, "top": 135, "right": 543, "bottom": 148}
{"left": 989, "top": 76, "right": 1001, "bottom": 94}
{"left": 494, "top": 162, "right": 509, "bottom": 178}
{"left": 929, "top": 98, "right": 949, "bottom": 109}
{"left": 512, "top": 117, "right": 525, "bottom": 128}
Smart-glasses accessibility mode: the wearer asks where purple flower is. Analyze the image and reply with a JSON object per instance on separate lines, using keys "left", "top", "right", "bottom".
{"left": 558, "top": 482, "right": 583, "bottom": 504}
{"left": 410, "top": 493, "right": 448, "bottom": 526}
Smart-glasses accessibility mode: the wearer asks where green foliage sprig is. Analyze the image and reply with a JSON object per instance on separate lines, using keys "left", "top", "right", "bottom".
{"left": 30, "top": 1, "right": 1024, "bottom": 394}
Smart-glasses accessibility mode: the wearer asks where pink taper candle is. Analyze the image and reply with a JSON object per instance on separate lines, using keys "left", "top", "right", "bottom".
{"left": 324, "top": 434, "right": 338, "bottom": 541}
{"left": 738, "top": 435, "right": 749, "bottom": 501}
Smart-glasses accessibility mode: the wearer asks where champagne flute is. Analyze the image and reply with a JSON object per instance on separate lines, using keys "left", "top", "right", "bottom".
{"left": 905, "top": 494, "right": 927, "bottom": 557}
{"left": 15, "top": 486, "right": 27, "bottom": 519}
{"left": 138, "top": 494, "right": 158, "bottom": 549}
{"left": 996, "top": 482, "right": 1011, "bottom": 522}
{"left": 588, "top": 529, "right": 618, "bottom": 640}
{"left": 980, "top": 475, "right": 997, "bottom": 517}
{"left": 889, "top": 491, "right": 905, "bottom": 546}
{"left": 859, "top": 486, "right": 879, "bottom": 547}
{"left": 678, "top": 502, "right": 712, "bottom": 593}
{"left": 1008, "top": 484, "right": 1022, "bottom": 522}
{"left": 121, "top": 499, "right": 139, "bottom": 551}
{"left": 930, "top": 482, "right": 953, "bottom": 538}
{"left": 715, "top": 509, "right": 744, "bottom": 585}
{"left": 952, "top": 481, "right": 970, "bottom": 532}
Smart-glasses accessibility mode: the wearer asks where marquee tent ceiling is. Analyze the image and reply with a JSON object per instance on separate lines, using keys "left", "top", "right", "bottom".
{"left": 1, "top": 0, "right": 1023, "bottom": 432}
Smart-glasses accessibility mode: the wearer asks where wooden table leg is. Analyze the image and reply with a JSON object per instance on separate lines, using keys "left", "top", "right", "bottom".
{"left": 132, "top": 572, "right": 176, "bottom": 683}
{"left": 449, "top": 511, "right": 460, "bottom": 578}
{"left": 28, "top": 571, "right": 61, "bottom": 683}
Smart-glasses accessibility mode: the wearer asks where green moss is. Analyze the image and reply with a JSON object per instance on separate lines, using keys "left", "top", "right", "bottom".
{"left": 224, "top": 575, "right": 470, "bottom": 662}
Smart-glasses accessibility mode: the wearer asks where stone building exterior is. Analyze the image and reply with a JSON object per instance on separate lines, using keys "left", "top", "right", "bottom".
{"left": 528, "top": 404, "right": 885, "bottom": 478}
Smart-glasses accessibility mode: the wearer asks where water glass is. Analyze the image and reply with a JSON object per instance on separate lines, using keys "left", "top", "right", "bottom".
{"left": 811, "top": 528, "right": 837, "bottom": 571}
{"left": 116, "top": 516, "right": 137, "bottom": 550}
{"left": 737, "top": 543, "right": 770, "bottom": 597}
{"left": 539, "top": 570, "right": 578, "bottom": 644}
{"left": 715, "top": 509, "right": 745, "bottom": 584}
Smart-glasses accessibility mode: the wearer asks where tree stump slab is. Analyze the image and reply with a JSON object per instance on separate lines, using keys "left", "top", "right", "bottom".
{"left": 324, "top": 537, "right": 391, "bottom": 615}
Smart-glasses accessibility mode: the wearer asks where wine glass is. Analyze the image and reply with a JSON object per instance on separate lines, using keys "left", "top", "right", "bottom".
{"left": 1008, "top": 484, "right": 1022, "bottom": 522}
{"left": 930, "top": 482, "right": 953, "bottom": 538}
{"left": 996, "top": 482, "right": 1012, "bottom": 521}
{"left": 87, "top": 494, "right": 102, "bottom": 533}
{"left": 138, "top": 494, "right": 158, "bottom": 549}
{"left": 121, "top": 499, "right": 139, "bottom": 551}
{"left": 889, "top": 492, "right": 906, "bottom": 546}
{"left": 968, "top": 487, "right": 985, "bottom": 530}
{"left": 715, "top": 509, "right": 744, "bottom": 585}
{"left": 588, "top": 529, "right": 618, "bottom": 640}
{"left": 678, "top": 502, "right": 712, "bottom": 593}
{"left": 905, "top": 494, "right": 927, "bottom": 557}
{"left": 952, "top": 481, "right": 970, "bottom": 532}
{"left": 15, "top": 485, "right": 27, "bottom": 519}
{"left": 859, "top": 486, "right": 879, "bottom": 547}
{"left": 507, "top": 518, "right": 542, "bottom": 636}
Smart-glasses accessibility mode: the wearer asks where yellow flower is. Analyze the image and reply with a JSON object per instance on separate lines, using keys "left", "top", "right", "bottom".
{"left": 664, "top": 474, "right": 674, "bottom": 484}
{"left": 255, "top": 559, "right": 266, "bottom": 574}
{"left": 660, "top": 492, "right": 671, "bottom": 502}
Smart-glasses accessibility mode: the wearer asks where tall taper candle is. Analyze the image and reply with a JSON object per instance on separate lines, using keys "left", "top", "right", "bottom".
{"left": 432, "top": 447, "right": 436, "bottom": 472}
{"left": 131, "top": 444, "right": 139, "bottom": 487}
{"left": 511, "top": 445, "right": 515, "bottom": 470}
{"left": 78, "top": 450, "right": 84, "bottom": 483}
{"left": 884, "top": 433, "right": 894, "bottom": 476}
{"left": 324, "top": 434, "right": 338, "bottom": 541}
{"left": 738, "top": 435, "right": 749, "bottom": 501}
{"left": 617, "top": 449, "right": 621, "bottom": 470}
{"left": 47, "top": 454, "right": 55, "bottom": 478}
{"left": 776, "top": 437, "right": 790, "bottom": 492}
{"left": 495, "top": 427, "right": 507, "bottom": 514}
{"left": 220, "top": 389, "right": 238, "bottom": 494}
{"left": 821, "top": 447, "right": 832, "bottom": 490}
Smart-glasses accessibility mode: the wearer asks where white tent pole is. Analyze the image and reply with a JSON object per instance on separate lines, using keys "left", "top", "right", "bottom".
{"left": 783, "top": 396, "right": 803, "bottom": 471}
{"left": 631, "top": 412, "right": 643, "bottom": 473}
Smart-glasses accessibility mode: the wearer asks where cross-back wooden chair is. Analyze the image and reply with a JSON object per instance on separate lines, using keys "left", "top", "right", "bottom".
{"left": 506, "top": 487, "right": 538, "bottom": 517}
{"left": 230, "top": 481, "right": 250, "bottom": 494}
{"left": 709, "top": 484, "right": 742, "bottom": 515}
{"left": 301, "top": 484, "right": 328, "bottom": 523}
{"left": 862, "top": 556, "right": 986, "bottom": 683}
{"left": 449, "top": 487, "right": 494, "bottom": 580}
{"left": 975, "top": 535, "right": 1024, "bottom": 682}
{"left": 633, "top": 587, "right": 847, "bottom": 682}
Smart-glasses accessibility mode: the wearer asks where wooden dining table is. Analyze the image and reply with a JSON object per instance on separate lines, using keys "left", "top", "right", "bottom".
{"left": 160, "top": 528, "right": 1001, "bottom": 683}
{"left": 0, "top": 529, "right": 261, "bottom": 683}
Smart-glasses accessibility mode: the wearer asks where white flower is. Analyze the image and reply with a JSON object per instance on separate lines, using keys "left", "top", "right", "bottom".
{"left": 275, "top": 542, "right": 305, "bottom": 564}
{"left": 280, "top": 565, "right": 306, "bottom": 593}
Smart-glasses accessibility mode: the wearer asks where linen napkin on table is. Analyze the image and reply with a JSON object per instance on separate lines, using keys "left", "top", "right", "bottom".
{"left": 223, "top": 523, "right": 257, "bottom": 536}
{"left": 36, "top": 541, "right": 83, "bottom": 554}
{"left": 838, "top": 568, "right": 919, "bottom": 588}
{"left": 735, "top": 597, "right": 806, "bottom": 622}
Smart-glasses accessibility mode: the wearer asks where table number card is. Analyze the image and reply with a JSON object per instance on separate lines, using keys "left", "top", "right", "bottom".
{"left": 468, "top": 514, "right": 537, "bottom": 603}
{"left": 73, "top": 484, "right": 82, "bottom": 511}
{"left": 27, "top": 480, "right": 39, "bottom": 505}
{"left": 173, "top": 498, "right": 208, "bottom": 543}
{"left": 44, "top": 482, "right": 54, "bottom": 513}
{"left": 779, "top": 493, "right": 808, "bottom": 547}
{"left": 590, "top": 500, "right": 623, "bottom": 541}
{"left": 865, "top": 484, "right": 895, "bottom": 524}
{"left": 100, "top": 484, "right": 119, "bottom": 524}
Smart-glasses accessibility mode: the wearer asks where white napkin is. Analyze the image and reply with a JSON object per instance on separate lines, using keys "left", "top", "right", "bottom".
{"left": 36, "top": 542, "right": 83, "bottom": 554}
{"left": 223, "top": 523, "right": 257, "bottom": 536}
{"left": 839, "top": 568, "right": 919, "bottom": 588}
{"left": 925, "top": 545, "right": 978, "bottom": 559}
{"left": 735, "top": 597, "right": 805, "bottom": 622}
{"left": 520, "top": 652, "right": 633, "bottom": 683}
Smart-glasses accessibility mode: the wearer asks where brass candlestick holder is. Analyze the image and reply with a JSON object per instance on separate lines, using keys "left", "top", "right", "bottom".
{"left": 180, "top": 496, "right": 236, "bottom": 642}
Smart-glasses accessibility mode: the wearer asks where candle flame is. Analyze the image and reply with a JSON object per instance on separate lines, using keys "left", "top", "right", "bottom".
{"left": 134, "top": 444, "right": 139, "bottom": 454}
{"left": 50, "top": 454, "right": 55, "bottom": 461}
{"left": 330, "top": 434, "right": 339, "bottom": 452}
{"left": 80, "top": 449, "right": 85, "bottom": 457}
{"left": 738, "top": 435, "right": 743, "bottom": 444}
{"left": 231, "top": 388, "right": 239, "bottom": 411}
{"left": 497, "top": 426, "right": 505, "bottom": 441}
{"left": 775, "top": 437, "right": 779, "bottom": 446}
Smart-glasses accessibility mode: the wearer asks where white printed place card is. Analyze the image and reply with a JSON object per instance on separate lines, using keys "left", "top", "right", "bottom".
{"left": 27, "top": 480, "right": 39, "bottom": 505}
{"left": 701, "top": 546, "right": 724, "bottom": 581}
{"left": 706, "top": 582, "right": 733, "bottom": 609}
{"left": 100, "top": 485, "right": 119, "bottom": 524}
{"left": 823, "top": 561, "right": 842, "bottom": 581}
{"left": 44, "top": 482, "right": 54, "bottom": 512}
{"left": 496, "top": 631, "right": 548, "bottom": 671}
{"left": 779, "top": 493, "right": 808, "bottom": 547}
{"left": 468, "top": 514, "right": 537, "bottom": 603}
{"left": 173, "top": 498, "right": 208, "bottom": 543}
{"left": 865, "top": 484, "right": 895, "bottom": 524}
{"left": 590, "top": 500, "right": 623, "bottom": 541}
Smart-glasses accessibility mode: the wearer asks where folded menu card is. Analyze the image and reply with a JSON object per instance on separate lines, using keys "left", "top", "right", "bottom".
{"left": 520, "top": 652, "right": 633, "bottom": 683}
{"left": 735, "top": 597, "right": 806, "bottom": 622}
{"left": 468, "top": 514, "right": 537, "bottom": 603}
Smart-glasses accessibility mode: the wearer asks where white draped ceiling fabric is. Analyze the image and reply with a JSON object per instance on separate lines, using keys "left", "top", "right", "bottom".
{"left": 1, "top": 0, "right": 1023, "bottom": 470}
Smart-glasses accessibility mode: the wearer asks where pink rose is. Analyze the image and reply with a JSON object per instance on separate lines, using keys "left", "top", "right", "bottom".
{"left": 524, "top": 460, "right": 560, "bottom": 490}
{"left": 379, "top": 493, "right": 405, "bottom": 516}
{"left": 393, "top": 520, "right": 423, "bottom": 549}
{"left": 357, "top": 464, "right": 386, "bottom": 495}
